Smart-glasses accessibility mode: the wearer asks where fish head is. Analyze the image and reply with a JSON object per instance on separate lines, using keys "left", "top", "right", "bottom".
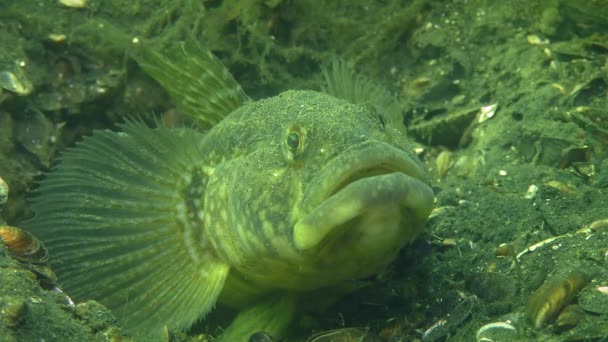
{"left": 204, "top": 90, "right": 434, "bottom": 290}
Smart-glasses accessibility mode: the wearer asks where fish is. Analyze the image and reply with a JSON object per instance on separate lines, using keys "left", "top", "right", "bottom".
{"left": 23, "top": 40, "right": 434, "bottom": 340}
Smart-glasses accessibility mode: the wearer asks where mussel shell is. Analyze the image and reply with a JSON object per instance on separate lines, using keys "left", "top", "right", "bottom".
{"left": 0, "top": 225, "right": 49, "bottom": 264}
{"left": 526, "top": 271, "right": 591, "bottom": 329}
{"left": 554, "top": 304, "right": 585, "bottom": 332}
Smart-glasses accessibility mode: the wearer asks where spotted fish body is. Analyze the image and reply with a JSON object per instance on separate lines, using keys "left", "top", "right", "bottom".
{"left": 24, "top": 41, "right": 434, "bottom": 340}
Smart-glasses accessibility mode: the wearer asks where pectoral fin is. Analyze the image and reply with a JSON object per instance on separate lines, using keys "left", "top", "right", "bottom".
{"left": 24, "top": 120, "right": 229, "bottom": 339}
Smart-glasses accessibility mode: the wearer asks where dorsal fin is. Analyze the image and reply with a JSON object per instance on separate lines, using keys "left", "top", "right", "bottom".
{"left": 133, "top": 40, "right": 251, "bottom": 129}
{"left": 24, "top": 120, "right": 229, "bottom": 338}
{"left": 321, "top": 58, "right": 403, "bottom": 130}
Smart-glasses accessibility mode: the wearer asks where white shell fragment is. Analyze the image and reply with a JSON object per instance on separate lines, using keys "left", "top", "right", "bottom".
{"left": 477, "top": 103, "right": 498, "bottom": 123}
{"left": 524, "top": 184, "right": 539, "bottom": 199}
{"left": 48, "top": 33, "right": 67, "bottom": 43}
{"left": 476, "top": 322, "right": 517, "bottom": 342}
{"left": 59, "top": 0, "right": 87, "bottom": 8}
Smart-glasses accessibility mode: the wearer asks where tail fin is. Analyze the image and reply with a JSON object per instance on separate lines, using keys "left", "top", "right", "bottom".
{"left": 24, "top": 120, "right": 229, "bottom": 338}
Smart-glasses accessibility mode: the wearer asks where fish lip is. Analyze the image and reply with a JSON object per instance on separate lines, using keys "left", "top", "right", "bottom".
{"left": 302, "top": 140, "right": 428, "bottom": 210}
{"left": 294, "top": 140, "right": 433, "bottom": 251}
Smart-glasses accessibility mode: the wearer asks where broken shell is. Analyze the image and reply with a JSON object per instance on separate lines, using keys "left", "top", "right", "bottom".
{"left": 1, "top": 296, "right": 27, "bottom": 327}
{"left": 0, "top": 225, "right": 49, "bottom": 264}
{"left": 475, "top": 322, "right": 517, "bottom": 342}
{"left": 526, "top": 271, "right": 591, "bottom": 329}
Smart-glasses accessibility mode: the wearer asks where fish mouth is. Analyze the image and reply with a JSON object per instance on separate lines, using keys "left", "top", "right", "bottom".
{"left": 294, "top": 140, "right": 434, "bottom": 252}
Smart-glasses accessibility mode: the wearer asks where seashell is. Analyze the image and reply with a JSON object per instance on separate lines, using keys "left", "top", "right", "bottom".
{"left": 554, "top": 304, "right": 585, "bottom": 332}
{"left": 526, "top": 271, "right": 591, "bottom": 329}
{"left": 0, "top": 225, "right": 48, "bottom": 264}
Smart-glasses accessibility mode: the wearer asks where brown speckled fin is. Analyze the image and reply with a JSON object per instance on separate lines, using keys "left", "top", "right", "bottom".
{"left": 134, "top": 40, "right": 251, "bottom": 129}
{"left": 24, "top": 119, "right": 229, "bottom": 338}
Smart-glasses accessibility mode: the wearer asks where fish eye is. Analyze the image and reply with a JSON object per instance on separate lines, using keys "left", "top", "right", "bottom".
{"left": 286, "top": 132, "right": 300, "bottom": 152}
{"left": 284, "top": 124, "right": 306, "bottom": 160}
